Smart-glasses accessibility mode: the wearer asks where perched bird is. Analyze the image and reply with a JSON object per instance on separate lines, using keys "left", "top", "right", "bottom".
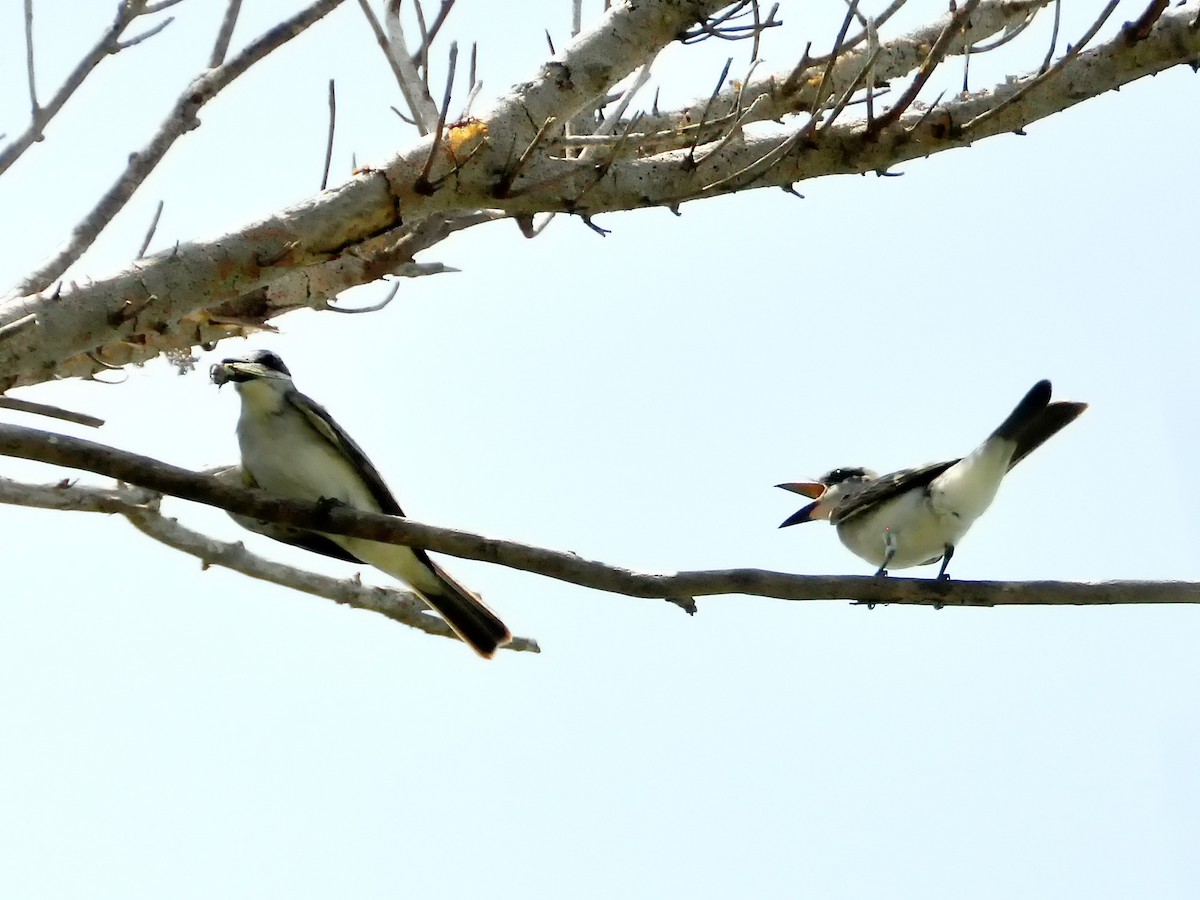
{"left": 777, "top": 380, "right": 1086, "bottom": 579}
{"left": 211, "top": 350, "right": 511, "bottom": 657}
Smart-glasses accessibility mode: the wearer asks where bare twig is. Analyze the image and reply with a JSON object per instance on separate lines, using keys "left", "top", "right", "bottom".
{"left": 376, "top": 0, "right": 440, "bottom": 132}
{"left": 0, "top": 314, "right": 37, "bottom": 343}
{"left": 408, "top": 0, "right": 455, "bottom": 66}
{"left": 16, "top": 0, "right": 349, "bottom": 296}
{"left": 1040, "top": 0, "right": 1062, "bottom": 73}
{"left": 804, "top": 0, "right": 908, "bottom": 68}
{"left": 969, "top": 9, "right": 1038, "bottom": 53}
{"left": 964, "top": 0, "right": 1119, "bottom": 133}
{"left": 684, "top": 56, "right": 734, "bottom": 167}
{"left": 0, "top": 2, "right": 166, "bottom": 179}
{"left": 1123, "top": 0, "right": 1170, "bottom": 44}
{"left": 117, "top": 16, "right": 176, "bottom": 50}
{"left": 209, "top": 0, "right": 244, "bottom": 67}
{"left": 358, "top": 0, "right": 428, "bottom": 131}
{"left": 143, "top": 0, "right": 189, "bottom": 13}
{"left": 321, "top": 79, "right": 337, "bottom": 190}
{"left": 327, "top": 282, "right": 401, "bottom": 313}
{"left": 0, "top": 476, "right": 539, "bottom": 652}
{"left": 680, "top": 0, "right": 783, "bottom": 44}
{"left": 868, "top": 0, "right": 981, "bottom": 136}
{"left": 0, "top": 397, "right": 104, "bottom": 428}
{"left": 23, "top": 0, "right": 39, "bottom": 117}
{"left": 581, "top": 51, "right": 659, "bottom": 162}
{"left": 136, "top": 200, "right": 165, "bottom": 259}
{"left": 414, "top": 41, "right": 458, "bottom": 193}
{"left": 808, "top": 0, "right": 861, "bottom": 118}
{"left": 0, "top": 423, "right": 1195, "bottom": 611}
{"left": 462, "top": 42, "right": 482, "bottom": 117}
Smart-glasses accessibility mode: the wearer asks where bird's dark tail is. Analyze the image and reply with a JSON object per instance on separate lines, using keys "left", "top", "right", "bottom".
{"left": 415, "top": 560, "right": 512, "bottom": 659}
{"left": 990, "top": 380, "right": 1053, "bottom": 442}
{"left": 1008, "top": 402, "right": 1088, "bottom": 470}
{"left": 990, "top": 380, "right": 1087, "bottom": 470}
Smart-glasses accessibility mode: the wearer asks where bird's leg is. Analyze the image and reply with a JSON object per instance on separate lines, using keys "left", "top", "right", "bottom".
{"left": 936, "top": 544, "right": 955, "bottom": 580}
{"left": 875, "top": 527, "right": 897, "bottom": 577}
{"left": 314, "top": 495, "right": 344, "bottom": 526}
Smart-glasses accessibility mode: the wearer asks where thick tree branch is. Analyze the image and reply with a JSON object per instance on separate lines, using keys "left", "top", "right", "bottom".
{"left": 0, "top": 475, "right": 540, "bottom": 653}
{"left": 2, "top": 1, "right": 1196, "bottom": 389}
{"left": 0, "top": 422, "right": 1195, "bottom": 610}
{"left": 0, "top": 0, "right": 727, "bottom": 388}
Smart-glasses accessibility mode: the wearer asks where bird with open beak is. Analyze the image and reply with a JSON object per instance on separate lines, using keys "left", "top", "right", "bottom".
{"left": 777, "top": 380, "right": 1087, "bottom": 579}
{"left": 211, "top": 349, "right": 512, "bottom": 658}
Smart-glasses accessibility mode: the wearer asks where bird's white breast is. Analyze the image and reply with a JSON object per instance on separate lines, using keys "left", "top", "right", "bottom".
{"left": 235, "top": 387, "right": 380, "bottom": 512}
{"left": 835, "top": 438, "right": 1016, "bottom": 570}
{"left": 835, "top": 489, "right": 952, "bottom": 569}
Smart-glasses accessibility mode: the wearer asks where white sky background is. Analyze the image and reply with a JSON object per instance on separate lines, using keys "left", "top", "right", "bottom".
{"left": 1, "top": 1, "right": 1198, "bottom": 897}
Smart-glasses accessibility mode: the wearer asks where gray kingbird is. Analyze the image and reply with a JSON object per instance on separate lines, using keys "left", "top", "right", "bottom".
{"left": 776, "top": 380, "right": 1087, "bottom": 578}
{"left": 211, "top": 350, "right": 512, "bottom": 657}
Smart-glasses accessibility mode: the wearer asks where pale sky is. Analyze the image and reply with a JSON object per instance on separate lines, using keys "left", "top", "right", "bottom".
{"left": 1, "top": 2, "right": 1197, "bottom": 898}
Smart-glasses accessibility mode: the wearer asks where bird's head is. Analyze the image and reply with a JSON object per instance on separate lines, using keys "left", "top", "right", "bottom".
{"left": 776, "top": 466, "right": 876, "bottom": 527}
{"left": 210, "top": 349, "right": 293, "bottom": 388}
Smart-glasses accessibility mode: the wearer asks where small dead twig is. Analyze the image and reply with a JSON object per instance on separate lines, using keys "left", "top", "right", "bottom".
{"left": 321, "top": 79, "right": 336, "bottom": 190}
{"left": 136, "top": 200, "right": 165, "bottom": 259}
{"left": 1040, "top": 0, "right": 1063, "bottom": 74}
{"left": 23, "top": 0, "right": 39, "bottom": 117}
{"left": 0, "top": 397, "right": 105, "bottom": 429}
{"left": 684, "top": 57, "right": 734, "bottom": 169}
{"left": 414, "top": 41, "right": 458, "bottom": 194}
{"left": 867, "top": 0, "right": 981, "bottom": 137}
{"left": 209, "top": 0, "right": 243, "bottom": 67}
{"left": 1122, "top": 0, "right": 1169, "bottom": 44}
{"left": 964, "top": 0, "right": 1119, "bottom": 134}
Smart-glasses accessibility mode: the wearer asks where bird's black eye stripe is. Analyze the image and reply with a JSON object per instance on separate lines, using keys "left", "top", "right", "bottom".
{"left": 249, "top": 350, "right": 290, "bottom": 375}
{"left": 822, "top": 467, "right": 869, "bottom": 485}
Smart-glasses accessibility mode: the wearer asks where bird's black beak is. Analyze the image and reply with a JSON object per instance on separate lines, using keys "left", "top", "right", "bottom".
{"left": 778, "top": 501, "right": 822, "bottom": 528}
{"left": 775, "top": 482, "right": 828, "bottom": 528}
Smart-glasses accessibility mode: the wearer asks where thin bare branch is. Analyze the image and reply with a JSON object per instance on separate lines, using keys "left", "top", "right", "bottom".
{"left": 1124, "top": 0, "right": 1170, "bottom": 44}
{"left": 136, "top": 200, "right": 165, "bottom": 259}
{"left": 381, "top": 0, "right": 440, "bottom": 132}
{"left": 0, "top": 397, "right": 104, "bottom": 428}
{"left": 969, "top": 9, "right": 1038, "bottom": 53}
{"left": 964, "top": 0, "right": 1119, "bottom": 134}
{"left": 143, "top": 0, "right": 189, "bottom": 13}
{"left": 321, "top": 79, "right": 337, "bottom": 190}
{"left": 0, "top": 423, "right": 1195, "bottom": 612}
{"left": 328, "top": 282, "right": 400, "bottom": 313}
{"left": 209, "top": 0, "right": 244, "bottom": 67}
{"left": 868, "top": 0, "right": 981, "bottom": 136}
{"left": 15, "top": 0, "right": 350, "bottom": 296}
{"left": 116, "top": 15, "right": 176, "bottom": 50}
{"left": 1, "top": 2, "right": 151, "bottom": 178}
{"left": 415, "top": 41, "right": 458, "bottom": 193}
{"left": 408, "top": 0, "right": 455, "bottom": 65}
{"left": 0, "top": 314, "right": 37, "bottom": 343}
{"left": 1040, "top": 0, "right": 1063, "bottom": 73}
{"left": 0, "top": 476, "right": 539, "bottom": 652}
{"left": 23, "top": 0, "right": 39, "bottom": 116}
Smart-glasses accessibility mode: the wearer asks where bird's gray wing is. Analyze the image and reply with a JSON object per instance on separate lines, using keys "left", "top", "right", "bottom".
{"left": 831, "top": 460, "right": 959, "bottom": 524}
{"left": 286, "top": 391, "right": 492, "bottom": 637}
{"left": 214, "top": 464, "right": 362, "bottom": 563}
{"left": 285, "top": 389, "right": 407, "bottom": 516}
